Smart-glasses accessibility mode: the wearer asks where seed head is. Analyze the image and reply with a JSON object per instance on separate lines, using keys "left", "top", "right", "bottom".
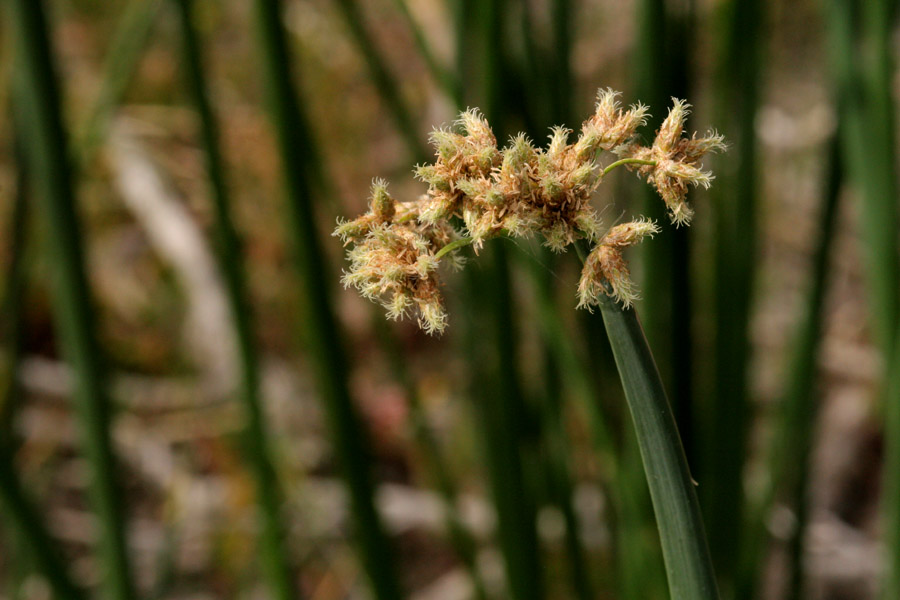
{"left": 337, "top": 88, "right": 723, "bottom": 331}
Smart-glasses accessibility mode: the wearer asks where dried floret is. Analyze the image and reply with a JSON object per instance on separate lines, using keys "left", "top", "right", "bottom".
{"left": 577, "top": 220, "right": 660, "bottom": 309}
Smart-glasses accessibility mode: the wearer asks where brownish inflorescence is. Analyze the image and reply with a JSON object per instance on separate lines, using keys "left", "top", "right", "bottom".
{"left": 335, "top": 89, "right": 724, "bottom": 334}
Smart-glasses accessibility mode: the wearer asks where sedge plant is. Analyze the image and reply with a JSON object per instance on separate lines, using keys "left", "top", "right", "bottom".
{"left": 336, "top": 89, "right": 723, "bottom": 599}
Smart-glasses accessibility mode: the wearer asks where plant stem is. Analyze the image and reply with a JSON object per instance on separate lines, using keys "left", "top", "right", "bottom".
{"left": 435, "top": 237, "right": 474, "bottom": 260}
{"left": 9, "top": 0, "right": 135, "bottom": 597}
{"left": 601, "top": 158, "right": 656, "bottom": 177}
{"left": 0, "top": 126, "right": 85, "bottom": 600}
{"left": 388, "top": 0, "right": 462, "bottom": 107}
{"left": 705, "top": 0, "right": 763, "bottom": 590}
{"left": 172, "top": 0, "right": 296, "bottom": 596}
{"left": 373, "top": 317, "right": 489, "bottom": 600}
{"left": 737, "top": 137, "right": 842, "bottom": 600}
{"left": 332, "top": 0, "right": 428, "bottom": 162}
{"left": 0, "top": 455, "right": 87, "bottom": 600}
{"left": 250, "top": 1, "right": 403, "bottom": 597}
{"left": 595, "top": 290, "right": 719, "bottom": 600}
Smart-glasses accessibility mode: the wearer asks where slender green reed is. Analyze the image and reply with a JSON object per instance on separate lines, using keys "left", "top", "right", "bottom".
{"left": 373, "top": 318, "right": 489, "bottom": 600}
{"left": 250, "top": 1, "right": 403, "bottom": 597}
{"left": 171, "top": 0, "right": 296, "bottom": 596}
{"left": 549, "top": 0, "right": 572, "bottom": 126}
{"left": 737, "top": 139, "right": 842, "bottom": 600}
{"left": 0, "top": 457, "right": 87, "bottom": 600}
{"left": 825, "top": 0, "right": 900, "bottom": 358}
{"left": 388, "top": 0, "right": 461, "bottom": 107}
{"left": 824, "top": 4, "right": 900, "bottom": 595}
{"left": 703, "top": 0, "right": 762, "bottom": 590}
{"left": 332, "top": 0, "right": 428, "bottom": 162}
{"left": 886, "top": 325, "right": 900, "bottom": 600}
{"left": 531, "top": 255, "right": 594, "bottom": 600}
{"left": 9, "top": 0, "right": 135, "bottom": 598}
{"left": 77, "top": 0, "right": 163, "bottom": 165}
{"left": 593, "top": 282, "right": 719, "bottom": 600}
{"left": 0, "top": 131, "right": 86, "bottom": 600}
{"left": 478, "top": 2, "right": 543, "bottom": 596}
{"left": 0, "top": 141, "right": 29, "bottom": 440}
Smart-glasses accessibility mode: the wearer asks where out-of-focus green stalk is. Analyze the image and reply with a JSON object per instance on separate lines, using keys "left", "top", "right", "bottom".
{"left": 886, "top": 323, "right": 900, "bottom": 599}
{"left": 250, "top": 1, "right": 403, "bottom": 598}
{"left": 388, "top": 0, "right": 462, "bottom": 107}
{"left": 824, "top": 0, "right": 899, "bottom": 359}
{"left": 479, "top": 2, "right": 543, "bottom": 597}
{"left": 737, "top": 139, "right": 842, "bottom": 600}
{"left": 9, "top": 0, "right": 135, "bottom": 598}
{"left": 550, "top": 0, "right": 572, "bottom": 126}
{"left": 824, "top": 4, "right": 899, "bottom": 595}
{"left": 77, "top": 0, "right": 163, "bottom": 165}
{"left": 373, "top": 318, "right": 489, "bottom": 600}
{"left": 464, "top": 245, "right": 542, "bottom": 600}
{"left": 0, "top": 140, "right": 29, "bottom": 439}
{"left": 332, "top": 0, "right": 428, "bottom": 162}
{"left": 172, "top": 0, "right": 296, "bottom": 596}
{"left": 0, "top": 457, "right": 87, "bottom": 600}
{"left": 703, "top": 0, "right": 762, "bottom": 591}
{"left": 0, "top": 130, "right": 86, "bottom": 600}
{"left": 530, "top": 254, "right": 594, "bottom": 600}
{"left": 596, "top": 288, "right": 719, "bottom": 600}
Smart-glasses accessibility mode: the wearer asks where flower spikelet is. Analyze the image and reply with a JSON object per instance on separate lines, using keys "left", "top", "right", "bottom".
{"left": 628, "top": 99, "right": 726, "bottom": 226}
{"left": 577, "top": 220, "right": 660, "bottom": 309}
{"left": 335, "top": 191, "right": 462, "bottom": 335}
{"left": 574, "top": 88, "right": 650, "bottom": 159}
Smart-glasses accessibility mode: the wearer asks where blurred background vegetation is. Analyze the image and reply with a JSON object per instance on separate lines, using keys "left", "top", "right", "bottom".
{"left": 0, "top": 0, "right": 898, "bottom": 598}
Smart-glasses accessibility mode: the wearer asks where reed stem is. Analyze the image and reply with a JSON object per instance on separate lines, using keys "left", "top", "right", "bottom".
{"left": 172, "top": 0, "right": 296, "bottom": 596}
{"left": 9, "top": 0, "right": 135, "bottom": 597}
{"left": 250, "top": 1, "right": 403, "bottom": 597}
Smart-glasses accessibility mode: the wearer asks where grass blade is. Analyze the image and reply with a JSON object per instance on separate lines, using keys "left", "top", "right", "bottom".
{"left": 332, "top": 0, "right": 428, "bottom": 162}
{"left": 250, "top": 1, "right": 403, "bottom": 597}
{"left": 171, "top": 0, "right": 296, "bottom": 596}
{"left": 8, "top": 0, "right": 136, "bottom": 597}
{"left": 596, "top": 290, "right": 719, "bottom": 600}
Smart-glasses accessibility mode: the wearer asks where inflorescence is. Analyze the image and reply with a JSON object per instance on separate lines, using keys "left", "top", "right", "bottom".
{"left": 334, "top": 88, "right": 724, "bottom": 335}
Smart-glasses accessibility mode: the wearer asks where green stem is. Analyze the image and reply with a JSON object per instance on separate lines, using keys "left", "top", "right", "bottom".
{"left": 172, "top": 0, "right": 296, "bottom": 596}
{"left": 0, "top": 454, "right": 87, "bottom": 600}
{"left": 595, "top": 290, "right": 719, "bottom": 600}
{"left": 602, "top": 158, "right": 656, "bottom": 178}
{"left": 332, "top": 0, "right": 428, "bottom": 162}
{"left": 738, "top": 137, "right": 842, "bottom": 600}
{"left": 388, "top": 0, "right": 462, "bottom": 107}
{"left": 9, "top": 0, "right": 135, "bottom": 597}
{"left": 0, "top": 125, "right": 84, "bottom": 600}
{"left": 373, "top": 317, "right": 489, "bottom": 600}
{"left": 435, "top": 236, "right": 474, "bottom": 260}
{"left": 250, "top": 1, "right": 403, "bottom": 598}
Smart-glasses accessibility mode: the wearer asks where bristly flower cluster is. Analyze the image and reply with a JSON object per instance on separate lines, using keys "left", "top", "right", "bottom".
{"left": 335, "top": 88, "right": 724, "bottom": 334}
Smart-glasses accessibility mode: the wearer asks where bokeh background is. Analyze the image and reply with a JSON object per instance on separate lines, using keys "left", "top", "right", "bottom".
{"left": 1, "top": 0, "right": 898, "bottom": 599}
